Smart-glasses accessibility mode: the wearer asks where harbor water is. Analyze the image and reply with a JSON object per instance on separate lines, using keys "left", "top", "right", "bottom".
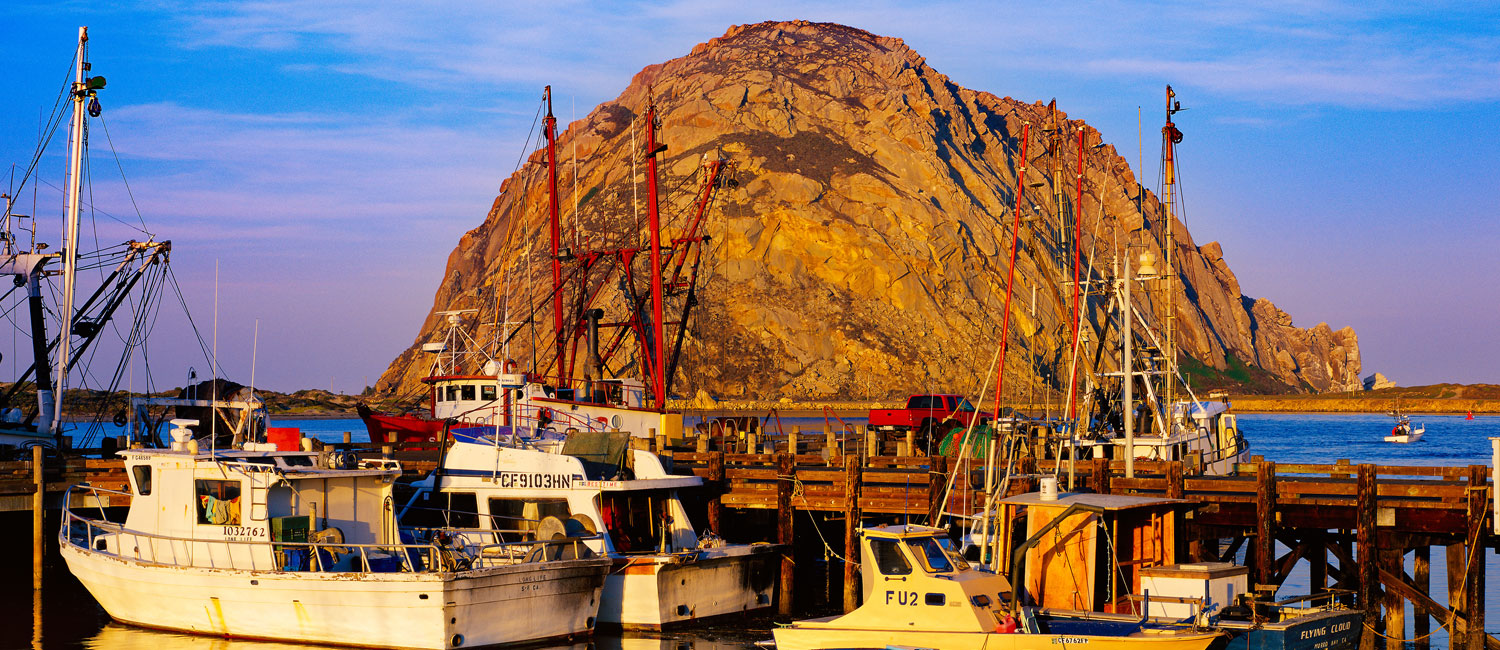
{"left": 6, "top": 412, "right": 1496, "bottom": 649}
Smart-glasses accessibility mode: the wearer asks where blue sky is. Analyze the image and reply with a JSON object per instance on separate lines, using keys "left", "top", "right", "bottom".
{"left": 2, "top": 1, "right": 1497, "bottom": 393}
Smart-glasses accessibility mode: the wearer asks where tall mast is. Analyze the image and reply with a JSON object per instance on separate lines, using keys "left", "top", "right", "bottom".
{"left": 644, "top": 100, "right": 667, "bottom": 409}
{"left": 1066, "top": 127, "right": 1085, "bottom": 423}
{"left": 1121, "top": 253, "right": 1134, "bottom": 479}
{"left": 53, "top": 26, "right": 90, "bottom": 434}
{"left": 544, "top": 86, "right": 566, "bottom": 390}
{"left": 992, "top": 123, "right": 1032, "bottom": 418}
{"left": 1161, "top": 86, "right": 1181, "bottom": 413}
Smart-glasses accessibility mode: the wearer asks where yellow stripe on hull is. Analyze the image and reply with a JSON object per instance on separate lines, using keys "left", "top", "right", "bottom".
{"left": 772, "top": 627, "right": 1223, "bottom": 650}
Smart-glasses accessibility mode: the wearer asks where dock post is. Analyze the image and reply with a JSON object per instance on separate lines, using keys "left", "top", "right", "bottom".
{"left": 790, "top": 426, "right": 800, "bottom": 457}
{"left": 1309, "top": 531, "right": 1328, "bottom": 594}
{"left": 1357, "top": 464, "right": 1378, "bottom": 650}
{"left": 707, "top": 451, "right": 724, "bottom": 535}
{"left": 654, "top": 429, "right": 667, "bottom": 454}
{"left": 1464, "top": 466, "right": 1485, "bottom": 650}
{"left": 1447, "top": 540, "right": 1466, "bottom": 650}
{"left": 1092, "top": 458, "right": 1110, "bottom": 494}
{"left": 1382, "top": 547, "right": 1405, "bottom": 650}
{"left": 383, "top": 432, "right": 394, "bottom": 459}
{"left": 865, "top": 426, "right": 878, "bottom": 459}
{"left": 32, "top": 445, "right": 44, "bottom": 590}
{"left": 1255, "top": 461, "right": 1276, "bottom": 588}
{"left": 928, "top": 455, "right": 947, "bottom": 524}
{"left": 776, "top": 452, "right": 795, "bottom": 616}
{"left": 843, "top": 455, "right": 861, "bottom": 613}
{"left": 903, "top": 430, "right": 914, "bottom": 457}
{"left": 1414, "top": 545, "right": 1430, "bottom": 650}
{"left": 696, "top": 432, "right": 709, "bottom": 453}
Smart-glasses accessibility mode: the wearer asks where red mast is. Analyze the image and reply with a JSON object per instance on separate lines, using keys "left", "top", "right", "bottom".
{"left": 993, "top": 123, "right": 1032, "bottom": 418}
{"left": 645, "top": 100, "right": 667, "bottom": 408}
{"left": 545, "top": 87, "right": 567, "bottom": 389}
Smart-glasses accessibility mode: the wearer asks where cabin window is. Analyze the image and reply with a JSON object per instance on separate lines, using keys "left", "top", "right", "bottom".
{"left": 461, "top": 385, "right": 476, "bottom": 401}
{"left": 488, "top": 497, "right": 571, "bottom": 539}
{"left": 481, "top": 385, "right": 497, "bottom": 401}
{"left": 870, "top": 539, "right": 912, "bottom": 576}
{"left": 446, "top": 386, "right": 460, "bottom": 402}
{"left": 130, "top": 465, "right": 152, "bottom": 495}
{"left": 908, "top": 536, "right": 955, "bottom": 573}
{"left": 435, "top": 388, "right": 444, "bottom": 403}
{"left": 196, "top": 480, "right": 241, "bottom": 525}
{"left": 278, "top": 455, "right": 314, "bottom": 467}
{"left": 601, "top": 492, "right": 670, "bottom": 554}
{"left": 925, "top": 593, "right": 946, "bottom": 606}
{"left": 446, "top": 492, "right": 479, "bottom": 528}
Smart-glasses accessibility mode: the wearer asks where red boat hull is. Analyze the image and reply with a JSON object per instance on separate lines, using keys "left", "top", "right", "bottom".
{"left": 356, "top": 403, "right": 448, "bottom": 448}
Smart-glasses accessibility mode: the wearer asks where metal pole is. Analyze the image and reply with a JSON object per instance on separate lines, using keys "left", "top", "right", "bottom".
{"left": 1122, "top": 253, "right": 1135, "bottom": 479}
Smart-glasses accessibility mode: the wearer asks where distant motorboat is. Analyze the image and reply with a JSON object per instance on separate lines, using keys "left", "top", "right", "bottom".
{"left": 1384, "top": 407, "right": 1424, "bottom": 443}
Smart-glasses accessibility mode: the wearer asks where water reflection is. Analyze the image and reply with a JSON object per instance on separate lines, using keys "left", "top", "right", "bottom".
{"left": 82, "top": 623, "right": 768, "bottom": 650}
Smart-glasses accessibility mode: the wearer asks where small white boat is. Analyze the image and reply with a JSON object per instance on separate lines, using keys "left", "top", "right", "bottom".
{"left": 772, "top": 524, "right": 1223, "bottom": 650}
{"left": 61, "top": 422, "right": 611, "bottom": 649}
{"left": 1384, "top": 409, "right": 1424, "bottom": 443}
{"left": 404, "top": 429, "right": 779, "bottom": 629}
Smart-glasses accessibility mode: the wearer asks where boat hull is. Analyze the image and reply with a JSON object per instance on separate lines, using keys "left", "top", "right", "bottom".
{"left": 772, "top": 626, "right": 1223, "bottom": 650}
{"left": 599, "top": 546, "right": 777, "bottom": 629}
{"left": 1221, "top": 609, "right": 1361, "bottom": 650}
{"left": 63, "top": 542, "right": 609, "bottom": 649}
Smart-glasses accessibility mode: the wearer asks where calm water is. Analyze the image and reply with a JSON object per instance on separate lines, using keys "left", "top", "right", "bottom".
{"left": 11, "top": 412, "right": 1496, "bottom": 649}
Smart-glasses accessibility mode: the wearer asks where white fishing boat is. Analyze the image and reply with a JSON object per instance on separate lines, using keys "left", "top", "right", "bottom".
{"left": 403, "top": 429, "right": 778, "bottom": 629}
{"left": 772, "top": 524, "right": 1222, "bottom": 650}
{"left": 61, "top": 421, "right": 611, "bottom": 649}
{"left": 1384, "top": 409, "right": 1424, "bottom": 443}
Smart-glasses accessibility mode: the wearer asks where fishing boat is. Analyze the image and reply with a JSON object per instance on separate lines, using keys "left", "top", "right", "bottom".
{"left": 0, "top": 27, "right": 171, "bottom": 455}
{"left": 772, "top": 524, "right": 1222, "bottom": 650}
{"left": 61, "top": 420, "right": 611, "bottom": 649}
{"left": 990, "top": 490, "right": 1361, "bottom": 650}
{"left": 1384, "top": 407, "right": 1424, "bottom": 443}
{"left": 361, "top": 91, "right": 735, "bottom": 449}
{"left": 402, "top": 429, "right": 779, "bottom": 629}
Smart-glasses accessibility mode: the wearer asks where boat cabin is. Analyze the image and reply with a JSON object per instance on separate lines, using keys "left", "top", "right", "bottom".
{"left": 996, "top": 492, "right": 1197, "bottom": 614}
{"left": 106, "top": 446, "right": 401, "bottom": 572}
{"left": 402, "top": 432, "right": 702, "bottom": 556}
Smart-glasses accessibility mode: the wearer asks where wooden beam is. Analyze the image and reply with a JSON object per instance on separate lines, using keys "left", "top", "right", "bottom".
{"left": 1380, "top": 566, "right": 1500, "bottom": 650}
{"left": 707, "top": 451, "right": 724, "bottom": 535}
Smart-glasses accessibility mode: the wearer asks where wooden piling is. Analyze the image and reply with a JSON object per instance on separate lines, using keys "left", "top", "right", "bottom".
{"left": 789, "top": 426, "right": 800, "bottom": 456}
{"left": 843, "top": 455, "right": 861, "bottom": 613}
{"left": 1447, "top": 541, "right": 1466, "bottom": 650}
{"left": 1414, "top": 545, "right": 1430, "bottom": 650}
{"left": 696, "top": 432, "right": 709, "bottom": 453}
{"left": 1255, "top": 461, "right": 1276, "bottom": 588}
{"left": 1309, "top": 531, "right": 1328, "bottom": 594}
{"left": 825, "top": 423, "right": 836, "bottom": 461}
{"left": 707, "top": 452, "right": 724, "bottom": 535}
{"left": 32, "top": 445, "right": 43, "bottom": 590}
{"left": 1357, "top": 464, "right": 1378, "bottom": 650}
{"left": 1382, "top": 548, "right": 1405, "bottom": 650}
{"left": 1464, "top": 466, "right": 1485, "bottom": 650}
{"left": 343, "top": 431, "right": 352, "bottom": 446}
{"left": 865, "top": 426, "right": 878, "bottom": 459}
{"left": 776, "top": 452, "right": 795, "bottom": 616}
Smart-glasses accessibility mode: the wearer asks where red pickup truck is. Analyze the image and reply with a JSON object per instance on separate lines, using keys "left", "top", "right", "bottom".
{"left": 868, "top": 394, "right": 990, "bottom": 442}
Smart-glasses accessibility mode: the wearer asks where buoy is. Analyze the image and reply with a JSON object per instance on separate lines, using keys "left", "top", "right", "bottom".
{"left": 1466, "top": 411, "right": 1474, "bottom": 420}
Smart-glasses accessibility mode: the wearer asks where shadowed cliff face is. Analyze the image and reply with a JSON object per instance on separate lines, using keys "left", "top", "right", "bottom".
{"left": 374, "top": 20, "right": 1361, "bottom": 402}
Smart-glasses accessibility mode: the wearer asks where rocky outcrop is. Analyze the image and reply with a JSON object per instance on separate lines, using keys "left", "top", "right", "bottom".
{"left": 374, "top": 20, "right": 1361, "bottom": 400}
{"left": 1364, "top": 373, "right": 1396, "bottom": 391}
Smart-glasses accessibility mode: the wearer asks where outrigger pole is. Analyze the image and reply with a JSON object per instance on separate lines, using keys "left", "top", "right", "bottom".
{"left": 992, "top": 123, "right": 1033, "bottom": 419}
{"left": 644, "top": 99, "right": 667, "bottom": 409}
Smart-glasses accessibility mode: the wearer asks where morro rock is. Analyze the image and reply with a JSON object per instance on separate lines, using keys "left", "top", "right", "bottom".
{"left": 374, "top": 20, "right": 1361, "bottom": 402}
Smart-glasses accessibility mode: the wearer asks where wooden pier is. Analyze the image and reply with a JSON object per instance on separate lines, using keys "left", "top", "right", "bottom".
{"left": 6, "top": 429, "right": 1496, "bottom": 650}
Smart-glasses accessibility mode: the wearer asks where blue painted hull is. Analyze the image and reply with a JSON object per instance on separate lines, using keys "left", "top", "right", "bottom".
{"left": 1221, "top": 609, "right": 1362, "bottom": 650}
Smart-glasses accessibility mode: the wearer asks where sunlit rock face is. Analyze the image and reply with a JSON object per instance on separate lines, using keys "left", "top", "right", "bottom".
{"left": 375, "top": 21, "right": 1360, "bottom": 401}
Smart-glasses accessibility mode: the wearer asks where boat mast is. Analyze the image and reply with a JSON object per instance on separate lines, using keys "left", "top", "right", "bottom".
{"left": 1121, "top": 252, "right": 1134, "bottom": 478}
{"left": 1161, "top": 86, "right": 1182, "bottom": 413}
{"left": 992, "top": 123, "right": 1032, "bottom": 418}
{"left": 53, "top": 26, "right": 90, "bottom": 435}
{"left": 644, "top": 99, "right": 667, "bottom": 409}
{"left": 544, "top": 87, "right": 567, "bottom": 390}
